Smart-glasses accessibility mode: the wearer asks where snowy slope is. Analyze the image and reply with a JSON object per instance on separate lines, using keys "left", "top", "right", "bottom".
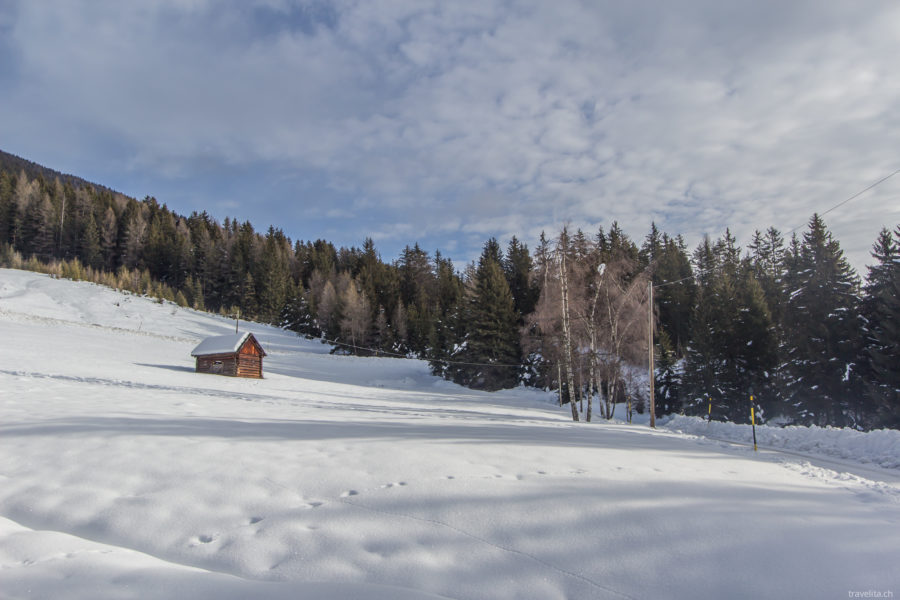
{"left": 1, "top": 269, "right": 898, "bottom": 599}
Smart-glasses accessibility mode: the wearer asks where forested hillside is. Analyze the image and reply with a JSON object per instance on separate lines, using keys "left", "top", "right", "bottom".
{"left": 1, "top": 151, "right": 897, "bottom": 429}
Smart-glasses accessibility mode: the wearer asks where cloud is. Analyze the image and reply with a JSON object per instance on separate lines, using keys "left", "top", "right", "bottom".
{"left": 1, "top": 0, "right": 899, "bottom": 271}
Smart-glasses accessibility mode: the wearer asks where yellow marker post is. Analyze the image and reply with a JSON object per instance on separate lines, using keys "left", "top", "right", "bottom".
{"left": 707, "top": 397, "right": 712, "bottom": 424}
{"left": 750, "top": 395, "right": 758, "bottom": 452}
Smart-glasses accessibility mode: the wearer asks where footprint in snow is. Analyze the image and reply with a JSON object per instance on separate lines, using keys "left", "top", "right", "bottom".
{"left": 341, "top": 490, "right": 359, "bottom": 497}
{"left": 197, "top": 534, "right": 215, "bottom": 544}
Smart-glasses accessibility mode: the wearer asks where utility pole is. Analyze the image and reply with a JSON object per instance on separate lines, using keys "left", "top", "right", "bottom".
{"left": 648, "top": 281, "right": 656, "bottom": 428}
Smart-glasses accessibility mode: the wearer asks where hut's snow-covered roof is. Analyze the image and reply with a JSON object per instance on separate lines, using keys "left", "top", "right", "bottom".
{"left": 191, "top": 332, "right": 252, "bottom": 357}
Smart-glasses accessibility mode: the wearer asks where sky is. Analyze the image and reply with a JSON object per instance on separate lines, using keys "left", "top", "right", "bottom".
{"left": 1, "top": 0, "right": 899, "bottom": 273}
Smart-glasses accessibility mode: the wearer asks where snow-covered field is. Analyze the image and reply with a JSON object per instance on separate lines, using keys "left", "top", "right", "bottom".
{"left": 1, "top": 268, "right": 898, "bottom": 599}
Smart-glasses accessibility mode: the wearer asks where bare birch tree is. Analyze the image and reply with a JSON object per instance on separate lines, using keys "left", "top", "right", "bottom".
{"left": 557, "top": 228, "right": 580, "bottom": 421}
{"left": 594, "top": 257, "right": 650, "bottom": 419}
{"left": 526, "top": 228, "right": 650, "bottom": 423}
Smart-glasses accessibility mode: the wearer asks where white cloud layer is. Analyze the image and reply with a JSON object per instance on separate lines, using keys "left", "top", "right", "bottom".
{"left": 2, "top": 0, "right": 899, "bottom": 270}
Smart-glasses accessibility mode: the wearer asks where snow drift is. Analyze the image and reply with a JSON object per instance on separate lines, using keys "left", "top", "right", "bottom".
{"left": 1, "top": 269, "right": 898, "bottom": 599}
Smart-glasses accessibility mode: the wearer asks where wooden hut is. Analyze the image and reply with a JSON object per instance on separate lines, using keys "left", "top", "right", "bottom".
{"left": 191, "top": 332, "right": 266, "bottom": 378}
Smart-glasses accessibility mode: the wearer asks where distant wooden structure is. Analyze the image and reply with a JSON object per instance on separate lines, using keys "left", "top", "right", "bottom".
{"left": 191, "top": 332, "right": 266, "bottom": 378}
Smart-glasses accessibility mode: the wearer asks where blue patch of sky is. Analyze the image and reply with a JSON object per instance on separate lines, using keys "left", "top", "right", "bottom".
{"left": 0, "top": 0, "right": 21, "bottom": 82}
{"left": 249, "top": 2, "right": 339, "bottom": 37}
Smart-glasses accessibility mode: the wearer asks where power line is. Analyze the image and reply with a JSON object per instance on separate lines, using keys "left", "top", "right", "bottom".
{"left": 653, "top": 167, "right": 900, "bottom": 289}
{"left": 317, "top": 336, "right": 525, "bottom": 368}
{"left": 785, "top": 168, "right": 900, "bottom": 236}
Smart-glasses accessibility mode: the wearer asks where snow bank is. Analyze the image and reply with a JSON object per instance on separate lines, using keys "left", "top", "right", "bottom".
{"left": 662, "top": 414, "right": 900, "bottom": 469}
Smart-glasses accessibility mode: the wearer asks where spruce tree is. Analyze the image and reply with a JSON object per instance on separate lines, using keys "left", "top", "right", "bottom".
{"left": 652, "top": 234, "right": 695, "bottom": 353}
{"left": 0, "top": 171, "right": 14, "bottom": 245}
{"left": 449, "top": 240, "right": 520, "bottom": 391}
{"left": 503, "top": 236, "right": 538, "bottom": 318}
{"left": 682, "top": 237, "right": 724, "bottom": 417}
{"left": 733, "top": 265, "right": 779, "bottom": 420}
{"left": 79, "top": 210, "right": 102, "bottom": 269}
{"left": 281, "top": 281, "right": 315, "bottom": 336}
{"left": 429, "top": 252, "right": 464, "bottom": 376}
{"left": 22, "top": 193, "right": 55, "bottom": 260}
{"left": 862, "top": 226, "right": 900, "bottom": 428}
{"left": 783, "top": 215, "right": 861, "bottom": 426}
{"left": 655, "top": 329, "right": 682, "bottom": 414}
{"left": 257, "top": 227, "right": 291, "bottom": 324}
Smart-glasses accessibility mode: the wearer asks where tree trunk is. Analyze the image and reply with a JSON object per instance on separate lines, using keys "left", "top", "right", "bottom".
{"left": 586, "top": 347, "right": 594, "bottom": 423}
{"left": 559, "top": 248, "right": 579, "bottom": 422}
{"left": 557, "top": 362, "right": 563, "bottom": 407}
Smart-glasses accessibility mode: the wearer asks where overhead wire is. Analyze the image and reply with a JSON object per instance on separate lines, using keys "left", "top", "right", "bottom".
{"left": 317, "top": 336, "right": 525, "bottom": 368}
{"left": 653, "top": 167, "right": 900, "bottom": 289}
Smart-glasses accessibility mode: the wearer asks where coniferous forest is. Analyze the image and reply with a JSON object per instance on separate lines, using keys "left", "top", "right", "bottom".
{"left": 1, "top": 150, "right": 898, "bottom": 430}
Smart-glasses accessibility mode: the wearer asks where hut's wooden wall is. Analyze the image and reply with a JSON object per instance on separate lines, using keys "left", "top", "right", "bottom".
{"left": 236, "top": 354, "right": 262, "bottom": 378}
{"left": 194, "top": 335, "right": 264, "bottom": 378}
{"left": 196, "top": 355, "right": 238, "bottom": 376}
